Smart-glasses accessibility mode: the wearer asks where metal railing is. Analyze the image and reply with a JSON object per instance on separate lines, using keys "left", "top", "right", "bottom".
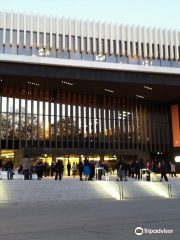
{"left": 140, "top": 168, "right": 172, "bottom": 198}
{"left": 95, "top": 167, "right": 123, "bottom": 200}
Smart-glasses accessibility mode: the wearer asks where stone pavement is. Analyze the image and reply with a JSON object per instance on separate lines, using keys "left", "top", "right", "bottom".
{"left": 0, "top": 197, "right": 180, "bottom": 240}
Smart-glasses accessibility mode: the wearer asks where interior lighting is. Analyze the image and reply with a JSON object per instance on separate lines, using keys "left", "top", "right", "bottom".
{"left": 62, "top": 81, "right": 73, "bottom": 86}
{"left": 105, "top": 89, "right": 114, "bottom": 93}
{"left": 144, "top": 86, "right": 152, "bottom": 90}
{"left": 27, "top": 81, "right": 40, "bottom": 86}
{"left": 6, "top": 156, "right": 9, "bottom": 158}
{"left": 136, "top": 95, "right": 144, "bottom": 99}
{"left": 0, "top": 79, "right": 2, "bottom": 81}
{"left": 175, "top": 156, "right": 180, "bottom": 162}
{"left": 157, "top": 152, "right": 160, "bottom": 155}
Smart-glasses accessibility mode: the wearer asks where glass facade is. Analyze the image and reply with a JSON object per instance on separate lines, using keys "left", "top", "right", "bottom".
{"left": 0, "top": 87, "right": 170, "bottom": 152}
{"left": 0, "top": 30, "right": 179, "bottom": 68}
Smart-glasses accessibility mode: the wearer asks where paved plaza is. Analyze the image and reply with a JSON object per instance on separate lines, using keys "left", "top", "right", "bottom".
{"left": 0, "top": 197, "right": 180, "bottom": 240}
{"left": 0, "top": 175, "right": 180, "bottom": 240}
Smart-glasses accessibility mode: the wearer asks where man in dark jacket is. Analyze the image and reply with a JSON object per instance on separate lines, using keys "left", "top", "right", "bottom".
{"left": 67, "top": 162, "right": 71, "bottom": 176}
{"left": 79, "top": 158, "right": 84, "bottom": 181}
{"left": 55, "top": 160, "right": 62, "bottom": 180}
{"left": 162, "top": 161, "right": 168, "bottom": 182}
{"left": 6, "top": 159, "right": 13, "bottom": 180}
{"left": 89, "top": 161, "right": 95, "bottom": 181}
{"left": 51, "top": 162, "right": 55, "bottom": 177}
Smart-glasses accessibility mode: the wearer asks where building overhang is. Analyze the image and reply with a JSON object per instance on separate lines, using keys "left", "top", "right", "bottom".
{"left": 1, "top": 53, "right": 180, "bottom": 76}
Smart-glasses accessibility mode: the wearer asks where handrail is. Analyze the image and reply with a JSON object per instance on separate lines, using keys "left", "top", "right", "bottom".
{"left": 95, "top": 167, "right": 123, "bottom": 200}
{"left": 140, "top": 168, "right": 172, "bottom": 198}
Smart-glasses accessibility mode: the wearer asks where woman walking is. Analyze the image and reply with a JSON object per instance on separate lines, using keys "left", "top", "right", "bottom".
{"left": 72, "top": 162, "right": 77, "bottom": 177}
{"left": 84, "top": 157, "right": 90, "bottom": 181}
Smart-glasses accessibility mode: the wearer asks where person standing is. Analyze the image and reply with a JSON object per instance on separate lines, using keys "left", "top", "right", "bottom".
{"left": 6, "top": 159, "right": 13, "bottom": 180}
{"left": 135, "top": 160, "right": 139, "bottom": 179}
{"left": 72, "top": 162, "right": 77, "bottom": 177}
{"left": 171, "top": 163, "right": 177, "bottom": 177}
{"left": 79, "top": 158, "right": 84, "bottom": 181}
{"left": 67, "top": 162, "right": 71, "bottom": 176}
{"left": 36, "top": 159, "right": 43, "bottom": 180}
{"left": 89, "top": 161, "right": 95, "bottom": 181}
{"left": 46, "top": 163, "right": 50, "bottom": 177}
{"left": 84, "top": 157, "right": 90, "bottom": 181}
{"left": 51, "top": 161, "right": 55, "bottom": 177}
{"left": 55, "top": 160, "right": 62, "bottom": 180}
{"left": 119, "top": 159, "right": 127, "bottom": 181}
{"left": 162, "top": 161, "right": 168, "bottom": 182}
{"left": 130, "top": 160, "right": 134, "bottom": 178}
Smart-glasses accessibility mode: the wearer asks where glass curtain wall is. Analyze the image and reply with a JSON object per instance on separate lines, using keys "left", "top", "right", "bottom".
{"left": 0, "top": 86, "right": 170, "bottom": 152}
{"left": 0, "top": 30, "right": 179, "bottom": 67}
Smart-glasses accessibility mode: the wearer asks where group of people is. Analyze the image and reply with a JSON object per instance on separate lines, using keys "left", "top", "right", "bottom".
{"left": 114, "top": 158, "right": 177, "bottom": 182}
{"left": 1, "top": 156, "right": 178, "bottom": 183}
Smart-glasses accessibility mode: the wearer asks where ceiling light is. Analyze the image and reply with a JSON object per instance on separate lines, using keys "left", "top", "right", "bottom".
{"left": 144, "top": 86, "right": 152, "bottom": 90}
{"left": 136, "top": 95, "right": 144, "bottom": 98}
{"left": 62, "top": 81, "right": 73, "bottom": 86}
{"left": 105, "top": 89, "right": 114, "bottom": 93}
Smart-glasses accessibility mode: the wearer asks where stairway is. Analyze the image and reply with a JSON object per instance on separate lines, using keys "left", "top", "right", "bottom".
{"left": 0, "top": 178, "right": 115, "bottom": 204}
{"left": 98, "top": 181, "right": 170, "bottom": 200}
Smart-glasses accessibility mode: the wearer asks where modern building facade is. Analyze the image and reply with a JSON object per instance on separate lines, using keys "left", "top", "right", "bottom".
{"left": 0, "top": 11, "right": 180, "bottom": 171}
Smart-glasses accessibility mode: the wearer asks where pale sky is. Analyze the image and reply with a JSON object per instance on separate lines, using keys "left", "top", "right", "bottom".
{"left": 0, "top": 0, "right": 179, "bottom": 30}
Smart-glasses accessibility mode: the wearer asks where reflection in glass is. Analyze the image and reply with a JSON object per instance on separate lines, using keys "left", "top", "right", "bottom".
{"left": 57, "top": 35, "right": 70, "bottom": 59}
{"left": 33, "top": 115, "right": 37, "bottom": 140}
{"left": 106, "top": 40, "right": 116, "bottom": 63}
{"left": 14, "top": 113, "right": 19, "bottom": 139}
{"left": 94, "top": 39, "right": 106, "bottom": 62}
{"left": 161, "top": 46, "right": 171, "bottom": 67}
{"left": 4, "top": 30, "right": 17, "bottom": 54}
{"left": 117, "top": 41, "right": 128, "bottom": 64}
{"left": 39, "top": 115, "right": 44, "bottom": 140}
{"left": 129, "top": 42, "right": 139, "bottom": 65}
{"left": 45, "top": 34, "right": 57, "bottom": 58}
{"left": 18, "top": 31, "right": 30, "bottom": 56}
{"left": 82, "top": 38, "right": 93, "bottom": 61}
{"left": 150, "top": 44, "right": 161, "bottom": 66}
{"left": 39, "top": 91, "right": 44, "bottom": 115}
{"left": 51, "top": 115, "right": 54, "bottom": 140}
{"left": 70, "top": 36, "right": 81, "bottom": 60}
{"left": 45, "top": 116, "right": 49, "bottom": 139}
{"left": 9, "top": 88, "right": 14, "bottom": 113}
{"left": 32, "top": 32, "right": 44, "bottom": 57}
{"left": 1, "top": 113, "right": 7, "bottom": 139}
{"left": 172, "top": 60, "right": 180, "bottom": 68}
{"left": 57, "top": 116, "right": 61, "bottom": 140}
{"left": 27, "top": 113, "right": 32, "bottom": 140}
{"left": 8, "top": 113, "right": 13, "bottom": 139}
{"left": 21, "top": 114, "right": 26, "bottom": 139}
